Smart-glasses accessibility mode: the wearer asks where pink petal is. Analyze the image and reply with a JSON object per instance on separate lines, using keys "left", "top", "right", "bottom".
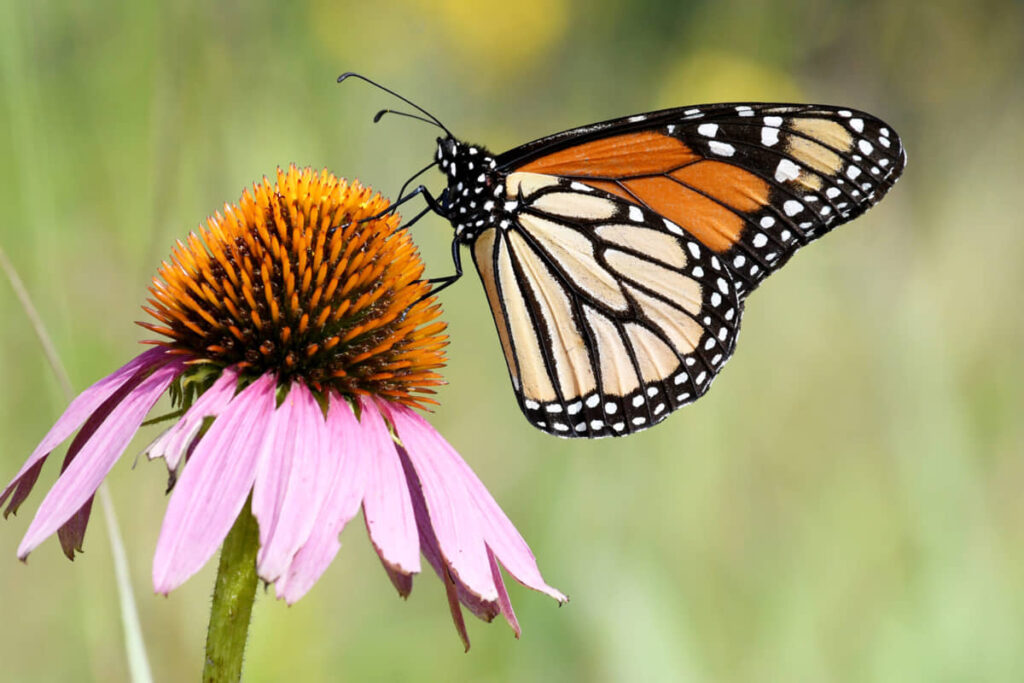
{"left": 249, "top": 386, "right": 299, "bottom": 576}
{"left": 387, "top": 402, "right": 567, "bottom": 603}
{"left": 146, "top": 368, "right": 239, "bottom": 470}
{"left": 17, "top": 359, "right": 183, "bottom": 559}
{"left": 1, "top": 347, "right": 171, "bottom": 514}
{"left": 488, "top": 548, "right": 521, "bottom": 638}
{"left": 1, "top": 461, "right": 44, "bottom": 520}
{"left": 441, "top": 566, "right": 472, "bottom": 653}
{"left": 275, "top": 394, "right": 369, "bottom": 603}
{"left": 393, "top": 444, "right": 500, "bottom": 623}
{"left": 56, "top": 496, "right": 94, "bottom": 560}
{"left": 358, "top": 396, "right": 420, "bottom": 576}
{"left": 380, "top": 563, "right": 414, "bottom": 599}
{"left": 255, "top": 384, "right": 332, "bottom": 583}
{"left": 54, "top": 385, "right": 149, "bottom": 559}
{"left": 152, "top": 373, "right": 276, "bottom": 593}
{"left": 381, "top": 402, "right": 496, "bottom": 601}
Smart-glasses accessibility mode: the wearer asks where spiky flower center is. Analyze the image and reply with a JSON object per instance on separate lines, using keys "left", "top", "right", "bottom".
{"left": 142, "top": 165, "right": 447, "bottom": 408}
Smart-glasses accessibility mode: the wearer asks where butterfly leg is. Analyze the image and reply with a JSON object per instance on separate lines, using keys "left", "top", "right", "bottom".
{"left": 422, "top": 238, "right": 463, "bottom": 298}
{"left": 394, "top": 161, "right": 439, "bottom": 208}
{"left": 359, "top": 184, "right": 447, "bottom": 225}
{"left": 395, "top": 205, "right": 432, "bottom": 232}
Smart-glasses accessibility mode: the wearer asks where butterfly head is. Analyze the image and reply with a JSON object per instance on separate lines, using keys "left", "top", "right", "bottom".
{"left": 435, "top": 137, "right": 504, "bottom": 243}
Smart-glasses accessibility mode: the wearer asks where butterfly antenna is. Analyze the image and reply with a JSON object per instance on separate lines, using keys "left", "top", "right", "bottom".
{"left": 373, "top": 108, "right": 444, "bottom": 130}
{"left": 338, "top": 72, "right": 453, "bottom": 138}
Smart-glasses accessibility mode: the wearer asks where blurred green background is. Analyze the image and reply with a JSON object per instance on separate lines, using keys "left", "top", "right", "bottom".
{"left": 2, "top": 0, "right": 1023, "bottom": 681}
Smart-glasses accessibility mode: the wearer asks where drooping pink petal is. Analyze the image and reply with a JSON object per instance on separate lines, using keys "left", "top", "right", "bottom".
{"left": 381, "top": 563, "right": 414, "bottom": 599}
{"left": 146, "top": 368, "right": 239, "bottom": 470}
{"left": 249, "top": 385, "right": 298, "bottom": 577}
{"left": 6, "top": 380, "right": 133, "bottom": 520}
{"left": 54, "top": 389, "right": 145, "bottom": 559}
{"left": 17, "top": 358, "right": 184, "bottom": 560}
{"left": 488, "top": 547, "right": 521, "bottom": 638}
{"left": 275, "top": 394, "right": 369, "bottom": 604}
{"left": 56, "top": 496, "right": 93, "bottom": 560}
{"left": 152, "top": 373, "right": 276, "bottom": 593}
{"left": 1, "top": 347, "right": 171, "bottom": 514}
{"left": 442, "top": 566, "right": 472, "bottom": 653}
{"left": 358, "top": 396, "right": 420, "bottom": 576}
{"left": 1, "top": 461, "right": 44, "bottom": 520}
{"left": 387, "top": 402, "right": 567, "bottom": 603}
{"left": 381, "top": 402, "right": 496, "bottom": 601}
{"left": 255, "top": 384, "right": 331, "bottom": 583}
{"left": 394, "top": 443, "right": 500, "bottom": 623}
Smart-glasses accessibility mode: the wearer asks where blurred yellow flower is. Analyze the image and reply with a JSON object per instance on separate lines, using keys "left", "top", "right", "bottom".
{"left": 658, "top": 50, "right": 803, "bottom": 107}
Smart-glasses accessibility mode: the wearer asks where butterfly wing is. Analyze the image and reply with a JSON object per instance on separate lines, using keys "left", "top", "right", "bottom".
{"left": 471, "top": 175, "right": 741, "bottom": 438}
{"left": 497, "top": 103, "right": 906, "bottom": 294}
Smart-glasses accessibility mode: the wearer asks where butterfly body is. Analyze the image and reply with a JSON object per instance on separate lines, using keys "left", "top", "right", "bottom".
{"left": 435, "top": 138, "right": 505, "bottom": 243}
{"left": 424, "top": 102, "right": 906, "bottom": 438}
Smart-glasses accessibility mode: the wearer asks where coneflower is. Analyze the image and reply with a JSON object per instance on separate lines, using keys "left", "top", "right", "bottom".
{"left": 2, "top": 166, "right": 565, "bottom": 668}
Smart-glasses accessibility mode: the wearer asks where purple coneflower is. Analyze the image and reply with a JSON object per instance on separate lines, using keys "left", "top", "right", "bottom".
{"left": 2, "top": 165, "right": 565, "bottom": 652}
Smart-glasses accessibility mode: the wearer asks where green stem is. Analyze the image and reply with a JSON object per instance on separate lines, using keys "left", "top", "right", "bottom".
{"left": 203, "top": 501, "right": 260, "bottom": 683}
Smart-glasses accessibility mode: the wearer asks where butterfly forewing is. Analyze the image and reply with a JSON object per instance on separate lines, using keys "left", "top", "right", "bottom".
{"left": 498, "top": 103, "right": 906, "bottom": 294}
{"left": 471, "top": 176, "right": 742, "bottom": 437}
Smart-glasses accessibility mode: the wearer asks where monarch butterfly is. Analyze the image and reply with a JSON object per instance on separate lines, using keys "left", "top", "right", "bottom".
{"left": 339, "top": 74, "right": 906, "bottom": 439}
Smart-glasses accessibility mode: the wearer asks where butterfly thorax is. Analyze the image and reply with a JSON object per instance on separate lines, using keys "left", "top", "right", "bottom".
{"left": 435, "top": 137, "right": 508, "bottom": 244}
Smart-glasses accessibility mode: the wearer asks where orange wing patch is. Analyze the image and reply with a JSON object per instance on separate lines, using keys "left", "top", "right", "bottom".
{"left": 518, "top": 132, "right": 700, "bottom": 177}
{"left": 670, "top": 161, "right": 769, "bottom": 213}
{"left": 614, "top": 176, "right": 741, "bottom": 252}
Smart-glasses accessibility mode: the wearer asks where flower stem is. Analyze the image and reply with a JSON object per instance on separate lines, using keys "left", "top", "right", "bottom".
{"left": 203, "top": 501, "right": 260, "bottom": 683}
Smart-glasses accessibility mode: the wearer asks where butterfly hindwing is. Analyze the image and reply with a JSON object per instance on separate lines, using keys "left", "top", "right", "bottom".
{"left": 471, "top": 175, "right": 742, "bottom": 438}
{"left": 499, "top": 103, "right": 906, "bottom": 295}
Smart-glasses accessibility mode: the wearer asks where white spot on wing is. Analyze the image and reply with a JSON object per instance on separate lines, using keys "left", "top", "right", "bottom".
{"left": 775, "top": 159, "right": 801, "bottom": 182}
{"left": 697, "top": 123, "right": 718, "bottom": 137}
{"left": 664, "top": 219, "right": 684, "bottom": 235}
{"left": 709, "top": 141, "right": 735, "bottom": 157}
